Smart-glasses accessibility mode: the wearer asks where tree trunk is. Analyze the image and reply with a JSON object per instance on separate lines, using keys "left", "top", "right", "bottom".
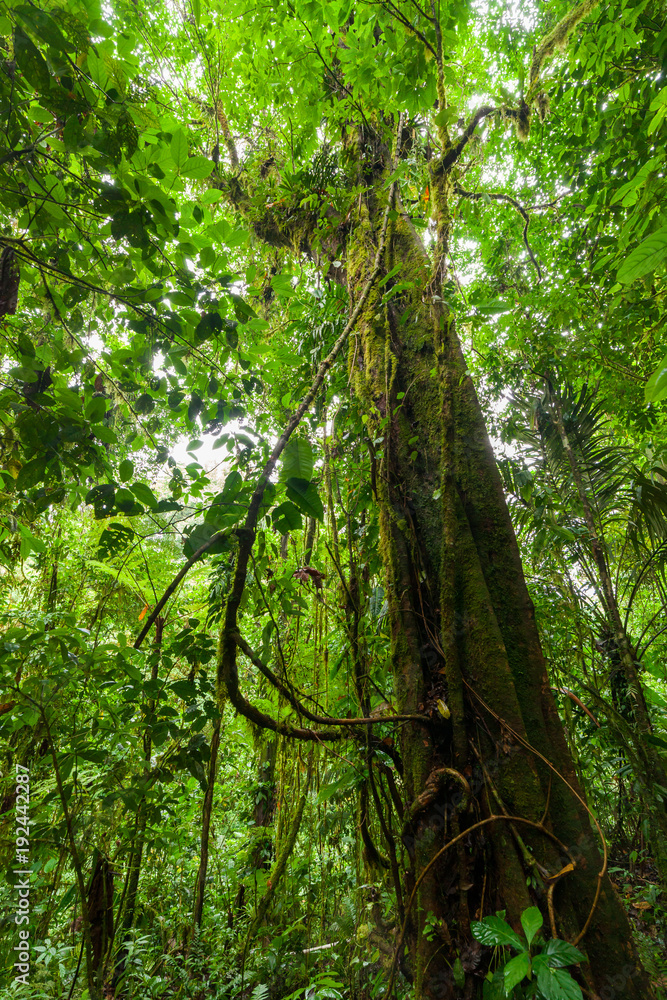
{"left": 345, "top": 124, "right": 651, "bottom": 999}
{"left": 192, "top": 717, "right": 222, "bottom": 931}
{"left": 111, "top": 618, "right": 163, "bottom": 991}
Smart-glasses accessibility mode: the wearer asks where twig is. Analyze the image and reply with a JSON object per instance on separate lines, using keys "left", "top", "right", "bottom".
{"left": 455, "top": 183, "right": 542, "bottom": 281}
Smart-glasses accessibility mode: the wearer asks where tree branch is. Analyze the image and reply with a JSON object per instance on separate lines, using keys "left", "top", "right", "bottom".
{"left": 527, "top": 0, "right": 601, "bottom": 104}
{"left": 439, "top": 105, "right": 496, "bottom": 170}
{"left": 133, "top": 530, "right": 233, "bottom": 648}
{"left": 455, "top": 183, "right": 542, "bottom": 281}
{"left": 233, "top": 631, "right": 429, "bottom": 727}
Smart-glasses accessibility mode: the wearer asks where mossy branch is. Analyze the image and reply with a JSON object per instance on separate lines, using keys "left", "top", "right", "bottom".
{"left": 527, "top": 0, "right": 601, "bottom": 104}
{"left": 438, "top": 105, "right": 497, "bottom": 171}
{"left": 232, "top": 631, "right": 428, "bottom": 727}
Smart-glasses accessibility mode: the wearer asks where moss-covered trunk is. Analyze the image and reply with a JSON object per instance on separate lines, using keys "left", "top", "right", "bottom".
{"left": 345, "top": 128, "right": 651, "bottom": 999}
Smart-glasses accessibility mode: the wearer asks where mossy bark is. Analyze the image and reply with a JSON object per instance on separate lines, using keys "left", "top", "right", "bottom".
{"left": 344, "top": 127, "right": 651, "bottom": 1000}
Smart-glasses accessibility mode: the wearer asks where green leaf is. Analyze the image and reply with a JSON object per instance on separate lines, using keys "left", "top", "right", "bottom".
{"left": 286, "top": 478, "right": 324, "bottom": 521}
{"left": 170, "top": 679, "right": 197, "bottom": 701}
{"left": 482, "top": 969, "right": 507, "bottom": 1000}
{"left": 110, "top": 209, "right": 151, "bottom": 247}
{"left": 280, "top": 437, "right": 314, "bottom": 482}
{"left": 86, "top": 395, "right": 108, "bottom": 422}
{"left": 119, "top": 460, "right": 134, "bottom": 483}
{"left": 181, "top": 155, "right": 214, "bottom": 179}
{"left": 645, "top": 353, "right": 667, "bottom": 404}
{"left": 272, "top": 500, "right": 303, "bottom": 533}
{"left": 113, "top": 489, "right": 145, "bottom": 516}
{"left": 135, "top": 393, "right": 155, "bottom": 414}
{"left": 170, "top": 129, "right": 189, "bottom": 168}
{"left": 122, "top": 661, "right": 143, "bottom": 682}
{"left": 617, "top": 227, "right": 667, "bottom": 284}
{"left": 535, "top": 964, "right": 583, "bottom": 1000}
{"left": 94, "top": 425, "right": 118, "bottom": 444}
{"left": 221, "top": 470, "right": 243, "bottom": 497}
{"left": 17, "top": 333, "right": 35, "bottom": 358}
{"left": 97, "top": 523, "right": 134, "bottom": 558}
{"left": 13, "top": 26, "right": 51, "bottom": 92}
{"left": 471, "top": 914, "right": 525, "bottom": 951}
{"left": 541, "top": 939, "right": 586, "bottom": 968}
{"left": 643, "top": 733, "right": 667, "bottom": 751}
{"left": 18, "top": 524, "right": 45, "bottom": 554}
{"left": 504, "top": 952, "right": 531, "bottom": 993}
{"left": 14, "top": 5, "right": 74, "bottom": 52}
{"left": 183, "top": 523, "right": 231, "bottom": 558}
{"left": 16, "top": 456, "right": 47, "bottom": 490}
{"left": 520, "top": 906, "right": 543, "bottom": 947}
{"left": 129, "top": 483, "right": 158, "bottom": 508}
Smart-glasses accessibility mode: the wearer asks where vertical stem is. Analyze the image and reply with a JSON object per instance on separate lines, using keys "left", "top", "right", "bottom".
{"left": 40, "top": 708, "right": 100, "bottom": 1000}
{"left": 192, "top": 717, "right": 222, "bottom": 931}
{"left": 112, "top": 618, "right": 164, "bottom": 988}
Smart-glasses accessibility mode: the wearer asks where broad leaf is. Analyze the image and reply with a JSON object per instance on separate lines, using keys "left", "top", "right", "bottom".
{"left": 542, "top": 939, "right": 586, "bottom": 968}
{"left": 170, "top": 128, "right": 189, "bottom": 168}
{"left": 16, "top": 456, "right": 47, "bottom": 490}
{"left": 617, "top": 227, "right": 667, "bottom": 283}
{"left": 130, "top": 483, "right": 159, "bottom": 509}
{"left": 471, "top": 915, "right": 525, "bottom": 951}
{"left": 286, "top": 478, "right": 324, "bottom": 521}
{"left": 504, "top": 952, "right": 531, "bottom": 992}
{"left": 183, "top": 523, "right": 231, "bottom": 558}
{"left": 181, "top": 155, "right": 214, "bottom": 179}
{"left": 645, "top": 353, "right": 667, "bottom": 404}
{"left": 520, "top": 906, "right": 543, "bottom": 947}
{"left": 535, "top": 964, "right": 583, "bottom": 1000}
{"left": 272, "top": 500, "right": 303, "bottom": 533}
{"left": 119, "top": 460, "right": 134, "bottom": 483}
{"left": 280, "top": 438, "right": 314, "bottom": 482}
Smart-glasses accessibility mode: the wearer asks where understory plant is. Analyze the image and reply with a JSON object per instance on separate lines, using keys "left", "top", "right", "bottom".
{"left": 472, "top": 907, "right": 586, "bottom": 999}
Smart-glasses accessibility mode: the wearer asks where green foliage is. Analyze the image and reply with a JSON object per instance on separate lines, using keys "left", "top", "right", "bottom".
{"left": 472, "top": 909, "right": 586, "bottom": 999}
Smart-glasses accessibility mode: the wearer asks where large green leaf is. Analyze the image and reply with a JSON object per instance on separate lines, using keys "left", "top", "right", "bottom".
{"left": 535, "top": 963, "right": 583, "bottom": 1000}
{"left": 617, "top": 227, "right": 667, "bottom": 283}
{"left": 272, "top": 500, "right": 303, "bottom": 533}
{"left": 520, "top": 906, "right": 543, "bottom": 947}
{"left": 504, "top": 952, "right": 531, "bottom": 993}
{"left": 645, "top": 353, "right": 667, "bottom": 404}
{"left": 13, "top": 26, "right": 51, "bottom": 91}
{"left": 15, "top": 456, "right": 47, "bottom": 490}
{"left": 541, "top": 939, "right": 586, "bottom": 968}
{"left": 471, "top": 914, "right": 525, "bottom": 951}
{"left": 183, "top": 523, "right": 231, "bottom": 558}
{"left": 280, "top": 438, "right": 314, "bottom": 482}
{"left": 170, "top": 128, "right": 189, "bottom": 168}
{"left": 286, "top": 478, "right": 324, "bottom": 521}
{"left": 129, "top": 483, "right": 159, "bottom": 509}
{"left": 181, "top": 155, "right": 214, "bottom": 179}
{"left": 14, "top": 5, "right": 74, "bottom": 52}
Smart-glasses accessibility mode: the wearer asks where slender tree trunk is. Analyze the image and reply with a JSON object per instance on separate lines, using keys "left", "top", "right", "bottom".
{"left": 111, "top": 618, "right": 163, "bottom": 991}
{"left": 41, "top": 710, "right": 100, "bottom": 1000}
{"left": 192, "top": 718, "right": 222, "bottom": 931}
{"left": 344, "top": 123, "right": 651, "bottom": 999}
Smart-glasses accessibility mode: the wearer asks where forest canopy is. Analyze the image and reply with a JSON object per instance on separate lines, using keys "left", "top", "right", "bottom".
{"left": 0, "top": 0, "right": 666, "bottom": 998}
